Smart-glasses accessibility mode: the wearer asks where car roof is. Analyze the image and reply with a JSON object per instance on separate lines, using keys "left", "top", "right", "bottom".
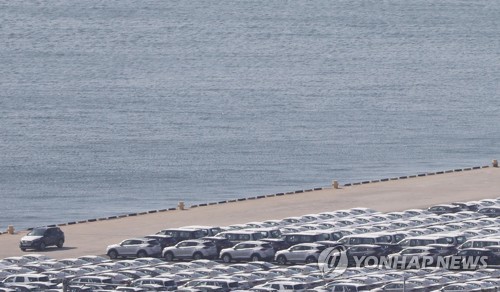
{"left": 234, "top": 240, "right": 268, "bottom": 245}
{"left": 220, "top": 230, "right": 261, "bottom": 234}
{"left": 402, "top": 246, "right": 437, "bottom": 250}
{"left": 162, "top": 227, "right": 203, "bottom": 231}
{"left": 80, "top": 275, "right": 112, "bottom": 279}
{"left": 291, "top": 243, "right": 325, "bottom": 247}
{"left": 123, "top": 237, "right": 150, "bottom": 241}
{"left": 182, "top": 225, "right": 219, "bottom": 229}
{"left": 145, "top": 234, "right": 172, "bottom": 238}
{"left": 349, "top": 244, "right": 382, "bottom": 248}
{"left": 460, "top": 248, "right": 491, "bottom": 252}
{"left": 180, "top": 239, "right": 212, "bottom": 243}
{"left": 30, "top": 226, "right": 57, "bottom": 230}
{"left": 202, "top": 236, "right": 229, "bottom": 241}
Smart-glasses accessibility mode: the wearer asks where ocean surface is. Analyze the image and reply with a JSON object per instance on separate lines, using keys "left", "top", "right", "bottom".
{"left": 1, "top": 0, "right": 499, "bottom": 230}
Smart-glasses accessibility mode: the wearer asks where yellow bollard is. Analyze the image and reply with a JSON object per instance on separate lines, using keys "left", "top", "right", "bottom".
{"left": 177, "top": 201, "right": 185, "bottom": 210}
{"left": 493, "top": 160, "right": 498, "bottom": 167}
{"left": 332, "top": 180, "right": 339, "bottom": 189}
{"left": 7, "top": 225, "right": 14, "bottom": 235}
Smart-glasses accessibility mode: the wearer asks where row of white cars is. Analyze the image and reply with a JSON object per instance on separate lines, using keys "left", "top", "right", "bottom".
{"left": 0, "top": 197, "right": 499, "bottom": 291}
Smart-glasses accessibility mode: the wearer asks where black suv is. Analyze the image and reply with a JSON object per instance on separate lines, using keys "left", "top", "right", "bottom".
{"left": 156, "top": 228, "right": 205, "bottom": 244}
{"left": 19, "top": 226, "right": 65, "bottom": 251}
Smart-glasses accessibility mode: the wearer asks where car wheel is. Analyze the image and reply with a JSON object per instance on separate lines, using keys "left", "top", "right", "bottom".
{"left": 57, "top": 239, "right": 64, "bottom": 248}
{"left": 164, "top": 252, "right": 174, "bottom": 261}
{"left": 38, "top": 242, "right": 46, "bottom": 251}
{"left": 277, "top": 255, "right": 287, "bottom": 265}
{"left": 222, "top": 254, "right": 232, "bottom": 263}
{"left": 137, "top": 250, "right": 148, "bottom": 258}
{"left": 251, "top": 254, "right": 261, "bottom": 262}
{"left": 193, "top": 252, "right": 203, "bottom": 260}
{"left": 107, "top": 249, "right": 118, "bottom": 259}
{"left": 306, "top": 256, "right": 317, "bottom": 264}
{"left": 20, "top": 248, "right": 26, "bottom": 252}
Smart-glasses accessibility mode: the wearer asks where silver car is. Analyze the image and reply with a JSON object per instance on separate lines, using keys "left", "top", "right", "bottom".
{"left": 162, "top": 239, "right": 218, "bottom": 261}
{"left": 220, "top": 241, "right": 275, "bottom": 263}
{"left": 106, "top": 238, "right": 162, "bottom": 259}
{"left": 275, "top": 243, "right": 326, "bottom": 264}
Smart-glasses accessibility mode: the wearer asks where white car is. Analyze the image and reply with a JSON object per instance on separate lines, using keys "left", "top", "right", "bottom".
{"left": 1, "top": 273, "right": 56, "bottom": 289}
{"left": 131, "top": 277, "right": 177, "bottom": 291}
{"left": 106, "top": 238, "right": 162, "bottom": 259}
{"left": 274, "top": 243, "right": 325, "bottom": 265}
{"left": 162, "top": 239, "right": 218, "bottom": 261}
{"left": 253, "top": 280, "right": 306, "bottom": 291}
{"left": 220, "top": 241, "right": 275, "bottom": 263}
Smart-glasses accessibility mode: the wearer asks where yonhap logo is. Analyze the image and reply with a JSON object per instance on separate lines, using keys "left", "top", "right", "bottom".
{"left": 318, "top": 245, "right": 348, "bottom": 278}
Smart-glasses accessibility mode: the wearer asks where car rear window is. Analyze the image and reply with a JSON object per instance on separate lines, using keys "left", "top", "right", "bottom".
{"left": 261, "top": 243, "right": 272, "bottom": 249}
{"left": 203, "top": 242, "right": 215, "bottom": 247}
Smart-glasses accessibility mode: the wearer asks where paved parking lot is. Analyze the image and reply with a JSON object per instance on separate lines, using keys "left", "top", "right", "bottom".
{"left": 0, "top": 167, "right": 499, "bottom": 259}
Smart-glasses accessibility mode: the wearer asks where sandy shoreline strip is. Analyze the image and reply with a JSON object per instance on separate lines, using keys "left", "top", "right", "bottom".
{"left": 0, "top": 166, "right": 498, "bottom": 259}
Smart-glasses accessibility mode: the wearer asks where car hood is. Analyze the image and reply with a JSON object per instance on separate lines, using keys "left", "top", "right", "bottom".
{"left": 275, "top": 250, "right": 289, "bottom": 256}
{"left": 163, "top": 246, "right": 177, "bottom": 252}
{"left": 21, "top": 235, "right": 43, "bottom": 241}
{"left": 107, "top": 244, "right": 121, "bottom": 250}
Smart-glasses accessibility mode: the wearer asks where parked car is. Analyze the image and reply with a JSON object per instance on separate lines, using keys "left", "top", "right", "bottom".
{"left": 144, "top": 234, "right": 177, "bottom": 249}
{"left": 253, "top": 281, "right": 306, "bottom": 291}
{"left": 249, "top": 228, "right": 283, "bottom": 239}
{"left": 131, "top": 277, "right": 177, "bottom": 291}
{"left": 182, "top": 226, "right": 222, "bottom": 237}
{"left": 274, "top": 243, "right": 326, "bottom": 265}
{"left": 427, "top": 204, "right": 462, "bottom": 215}
{"left": 280, "top": 231, "right": 330, "bottom": 249}
{"left": 202, "top": 236, "right": 234, "bottom": 253}
{"left": 339, "top": 233, "right": 393, "bottom": 247}
{"left": 216, "top": 231, "right": 265, "bottom": 245}
{"left": 183, "top": 278, "right": 240, "bottom": 292}
{"left": 68, "top": 276, "right": 117, "bottom": 290}
{"left": 451, "top": 202, "right": 480, "bottom": 211}
{"left": 324, "top": 282, "right": 377, "bottom": 292}
{"left": 445, "top": 248, "right": 500, "bottom": 269}
{"left": 162, "top": 239, "right": 218, "bottom": 261}
{"left": 19, "top": 226, "right": 65, "bottom": 251}
{"left": 157, "top": 228, "right": 206, "bottom": 243}
{"left": 478, "top": 207, "right": 500, "bottom": 218}
{"left": 388, "top": 246, "right": 441, "bottom": 268}
{"left": 106, "top": 238, "right": 162, "bottom": 259}
{"left": 1, "top": 274, "right": 56, "bottom": 289}
{"left": 426, "top": 244, "right": 458, "bottom": 257}
{"left": 458, "top": 237, "right": 500, "bottom": 249}
{"left": 345, "top": 244, "right": 390, "bottom": 266}
{"left": 220, "top": 241, "right": 275, "bottom": 263}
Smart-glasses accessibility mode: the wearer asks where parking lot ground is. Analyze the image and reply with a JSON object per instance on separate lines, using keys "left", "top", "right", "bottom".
{"left": 0, "top": 166, "right": 499, "bottom": 259}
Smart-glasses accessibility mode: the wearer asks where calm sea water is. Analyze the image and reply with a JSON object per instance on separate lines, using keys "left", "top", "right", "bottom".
{"left": 1, "top": 0, "right": 499, "bottom": 230}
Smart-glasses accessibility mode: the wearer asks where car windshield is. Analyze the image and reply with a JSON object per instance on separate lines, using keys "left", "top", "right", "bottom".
{"left": 27, "top": 229, "right": 45, "bottom": 236}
